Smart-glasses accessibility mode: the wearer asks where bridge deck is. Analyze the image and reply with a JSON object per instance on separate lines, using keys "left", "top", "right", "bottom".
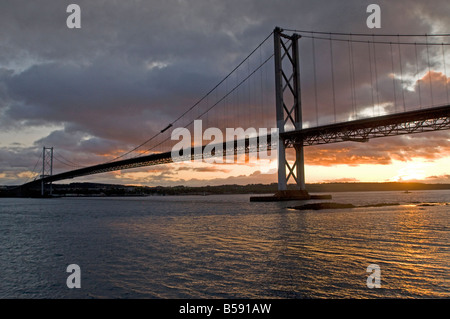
{"left": 22, "top": 104, "right": 449, "bottom": 188}
{"left": 281, "top": 104, "right": 450, "bottom": 146}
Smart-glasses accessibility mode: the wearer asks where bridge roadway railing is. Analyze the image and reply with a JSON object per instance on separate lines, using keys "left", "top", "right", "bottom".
{"left": 282, "top": 104, "right": 450, "bottom": 147}
{"left": 21, "top": 135, "right": 276, "bottom": 188}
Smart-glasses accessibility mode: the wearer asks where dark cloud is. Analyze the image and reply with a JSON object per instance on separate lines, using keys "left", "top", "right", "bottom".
{"left": 426, "top": 174, "right": 450, "bottom": 183}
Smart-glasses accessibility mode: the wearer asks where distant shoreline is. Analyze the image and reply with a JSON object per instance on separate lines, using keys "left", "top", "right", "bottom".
{"left": 1, "top": 181, "right": 449, "bottom": 198}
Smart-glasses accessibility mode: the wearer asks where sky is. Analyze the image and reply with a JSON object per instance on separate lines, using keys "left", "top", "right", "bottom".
{"left": 0, "top": 0, "right": 449, "bottom": 187}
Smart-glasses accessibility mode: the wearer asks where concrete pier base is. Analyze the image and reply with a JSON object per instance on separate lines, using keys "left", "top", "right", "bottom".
{"left": 250, "top": 190, "right": 332, "bottom": 202}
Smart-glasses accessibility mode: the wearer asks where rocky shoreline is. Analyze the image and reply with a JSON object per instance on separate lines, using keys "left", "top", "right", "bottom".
{"left": 289, "top": 202, "right": 449, "bottom": 210}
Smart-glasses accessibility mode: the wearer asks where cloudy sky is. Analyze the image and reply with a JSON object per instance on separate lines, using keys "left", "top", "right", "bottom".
{"left": 1, "top": 0, "right": 449, "bottom": 186}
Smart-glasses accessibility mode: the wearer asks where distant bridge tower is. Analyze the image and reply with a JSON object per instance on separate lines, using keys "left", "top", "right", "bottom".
{"left": 273, "top": 27, "right": 307, "bottom": 195}
{"left": 41, "top": 146, "right": 53, "bottom": 196}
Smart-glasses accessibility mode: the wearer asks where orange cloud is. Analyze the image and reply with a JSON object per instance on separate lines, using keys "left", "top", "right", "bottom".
{"left": 420, "top": 70, "right": 450, "bottom": 86}
{"left": 426, "top": 174, "right": 450, "bottom": 183}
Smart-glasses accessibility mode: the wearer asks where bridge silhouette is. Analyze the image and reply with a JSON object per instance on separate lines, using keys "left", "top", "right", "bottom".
{"left": 15, "top": 27, "right": 450, "bottom": 199}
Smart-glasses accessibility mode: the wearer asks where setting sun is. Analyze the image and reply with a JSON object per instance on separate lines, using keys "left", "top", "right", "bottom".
{"left": 391, "top": 162, "right": 428, "bottom": 182}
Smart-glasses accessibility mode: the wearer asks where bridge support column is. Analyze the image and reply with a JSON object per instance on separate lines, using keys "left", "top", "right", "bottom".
{"left": 251, "top": 27, "right": 315, "bottom": 202}
{"left": 273, "top": 27, "right": 307, "bottom": 195}
{"left": 41, "top": 146, "right": 53, "bottom": 197}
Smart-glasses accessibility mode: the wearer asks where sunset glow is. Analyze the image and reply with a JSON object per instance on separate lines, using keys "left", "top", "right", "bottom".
{"left": 390, "top": 162, "right": 428, "bottom": 182}
{"left": 0, "top": 1, "right": 448, "bottom": 188}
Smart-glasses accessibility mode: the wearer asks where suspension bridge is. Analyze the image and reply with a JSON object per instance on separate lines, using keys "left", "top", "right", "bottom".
{"left": 9, "top": 27, "right": 450, "bottom": 199}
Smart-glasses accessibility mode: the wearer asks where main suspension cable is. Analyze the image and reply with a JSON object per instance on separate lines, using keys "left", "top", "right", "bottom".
{"left": 108, "top": 31, "right": 274, "bottom": 162}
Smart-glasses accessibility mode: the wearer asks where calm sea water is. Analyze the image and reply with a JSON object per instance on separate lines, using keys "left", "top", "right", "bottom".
{"left": 0, "top": 190, "right": 448, "bottom": 299}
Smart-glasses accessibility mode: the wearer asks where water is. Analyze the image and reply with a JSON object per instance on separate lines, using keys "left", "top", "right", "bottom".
{"left": 0, "top": 190, "right": 448, "bottom": 299}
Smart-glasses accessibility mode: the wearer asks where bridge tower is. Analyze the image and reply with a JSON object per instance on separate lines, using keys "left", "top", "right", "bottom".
{"left": 41, "top": 146, "right": 53, "bottom": 196}
{"left": 273, "top": 27, "right": 308, "bottom": 197}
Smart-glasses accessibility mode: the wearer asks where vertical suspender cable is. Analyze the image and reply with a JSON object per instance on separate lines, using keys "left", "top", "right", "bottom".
{"left": 415, "top": 43, "right": 423, "bottom": 108}
{"left": 226, "top": 75, "right": 230, "bottom": 129}
{"left": 442, "top": 43, "right": 449, "bottom": 104}
{"left": 312, "top": 34, "right": 319, "bottom": 126}
{"left": 397, "top": 37, "right": 406, "bottom": 112}
{"left": 350, "top": 36, "right": 357, "bottom": 119}
{"left": 348, "top": 38, "right": 356, "bottom": 119}
{"left": 373, "top": 35, "right": 380, "bottom": 115}
{"left": 233, "top": 72, "right": 239, "bottom": 127}
{"left": 265, "top": 55, "right": 270, "bottom": 128}
{"left": 390, "top": 42, "right": 398, "bottom": 112}
{"left": 426, "top": 34, "right": 434, "bottom": 106}
{"left": 248, "top": 60, "right": 251, "bottom": 129}
{"left": 259, "top": 47, "right": 264, "bottom": 128}
{"left": 368, "top": 40, "right": 375, "bottom": 117}
{"left": 248, "top": 57, "right": 252, "bottom": 129}
{"left": 216, "top": 79, "right": 220, "bottom": 129}
{"left": 23, "top": 152, "right": 43, "bottom": 184}
{"left": 206, "top": 93, "right": 209, "bottom": 130}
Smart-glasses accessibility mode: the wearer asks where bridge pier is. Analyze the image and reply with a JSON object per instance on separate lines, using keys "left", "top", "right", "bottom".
{"left": 274, "top": 27, "right": 306, "bottom": 193}
{"left": 251, "top": 27, "right": 313, "bottom": 202}
{"left": 40, "top": 146, "right": 53, "bottom": 197}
